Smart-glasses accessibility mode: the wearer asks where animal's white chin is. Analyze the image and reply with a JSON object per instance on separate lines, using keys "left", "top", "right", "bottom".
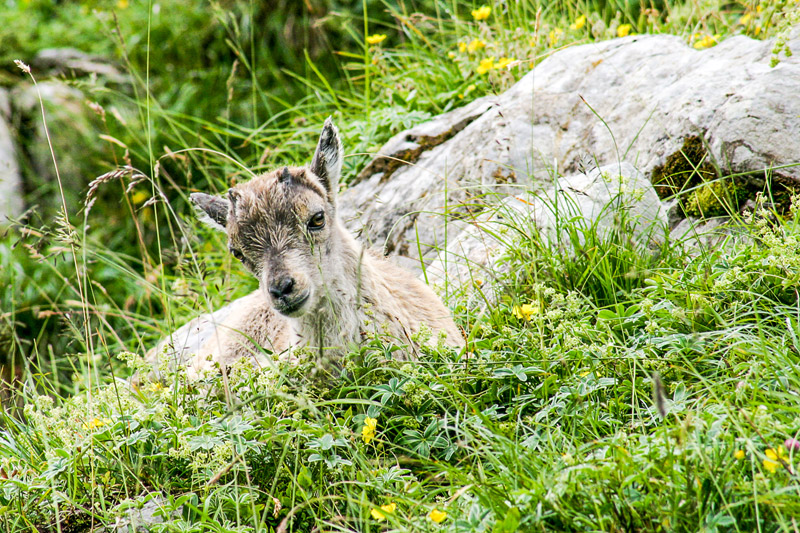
{"left": 272, "top": 289, "right": 311, "bottom": 317}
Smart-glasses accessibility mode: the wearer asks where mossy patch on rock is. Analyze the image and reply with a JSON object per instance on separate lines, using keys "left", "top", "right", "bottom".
{"left": 652, "top": 136, "right": 800, "bottom": 220}
{"left": 684, "top": 179, "right": 742, "bottom": 218}
{"left": 651, "top": 135, "right": 717, "bottom": 201}
{"left": 651, "top": 135, "right": 753, "bottom": 219}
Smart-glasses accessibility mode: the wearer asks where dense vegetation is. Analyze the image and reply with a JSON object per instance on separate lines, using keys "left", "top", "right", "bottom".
{"left": 1, "top": 0, "right": 800, "bottom": 531}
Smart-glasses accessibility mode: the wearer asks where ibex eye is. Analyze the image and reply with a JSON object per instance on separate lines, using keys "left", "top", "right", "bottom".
{"left": 307, "top": 212, "right": 325, "bottom": 231}
{"left": 230, "top": 247, "right": 245, "bottom": 261}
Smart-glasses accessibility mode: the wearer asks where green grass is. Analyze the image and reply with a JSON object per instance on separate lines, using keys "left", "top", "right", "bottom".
{"left": 2, "top": 0, "right": 800, "bottom": 531}
{"left": 5, "top": 193, "right": 800, "bottom": 531}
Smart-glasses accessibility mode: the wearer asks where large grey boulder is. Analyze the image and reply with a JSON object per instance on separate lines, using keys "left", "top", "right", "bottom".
{"left": 340, "top": 28, "right": 800, "bottom": 265}
{"left": 0, "top": 89, "right": 23, "bottom": 222}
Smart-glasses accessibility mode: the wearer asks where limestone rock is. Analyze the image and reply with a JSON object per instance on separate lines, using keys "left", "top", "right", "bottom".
{"left": 340, "top": 29, "right": 800, "bottom": 266}
{"left": 0, "top": 88, "right": 23, "bottom": 223}
{"left": 670, "top": 216, "right": 748, "bottom": 251}
{"left": 425, "top": 163, "right": 666, "bottom": 298}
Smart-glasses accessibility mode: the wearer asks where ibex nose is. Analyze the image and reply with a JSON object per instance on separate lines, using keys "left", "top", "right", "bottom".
{"left": 268, "top": 276, "right": 295, "bottom": 299}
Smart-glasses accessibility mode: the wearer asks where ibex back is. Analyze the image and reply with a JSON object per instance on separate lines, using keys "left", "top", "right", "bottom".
{"left": 152, "top": 119, "right": 463, "bottom": 377}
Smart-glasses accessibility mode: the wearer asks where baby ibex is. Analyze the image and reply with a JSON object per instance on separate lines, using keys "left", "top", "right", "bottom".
{"left": 156, "top": 119, "right": 463, "bottom": 377}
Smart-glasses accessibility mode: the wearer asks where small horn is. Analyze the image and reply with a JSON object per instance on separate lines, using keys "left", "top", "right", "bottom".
{"left": 280, "top": 166, "right": 292, "bottom": 183}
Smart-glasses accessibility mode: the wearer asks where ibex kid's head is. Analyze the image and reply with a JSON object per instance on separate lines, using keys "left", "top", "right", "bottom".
{"left": 190, "top": 118, "right": 345, "bottom": 318}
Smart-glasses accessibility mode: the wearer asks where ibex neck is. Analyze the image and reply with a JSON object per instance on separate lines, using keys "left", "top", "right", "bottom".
{"left": 294, "top": 222, "right": 372, "bottom": 357}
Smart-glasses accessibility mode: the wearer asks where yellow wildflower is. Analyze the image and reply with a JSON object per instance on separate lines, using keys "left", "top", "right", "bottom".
{"left": 459, "top": 83, "right": 477, "bottom": 100}
{"left": 764, "top": 446, "right": 788, "bottom": 474}
{"left": 458, "top": 41, "right": 467, "bottom": 53}
{"left": 693, "top": 34, "right": 720, "bottom": 50}
{"left": 472, "top": 5, "right": 491, "bottom": 21}
{"left": 117, "top": 0, "right": 129, "bottom": 8}
{"left": 512, "top": 303, "right": 538, "bottom": 321}
{"left": 361, "top": 416, "right": 377, "bottom": 444}
{"left": 495, "top": 56, "right": 515, "bottom": 69}
{"left": 734, "top": 449, "right": 745, "bottom": 460}
{"left": 145, "top": 382, "right": 164, "bottom": 393}
{"left": 82, "top": 417, "right": 111, "bottom": 430}
{"left": 570, "top": 15, "right": 586, "bottom": 30}
{"left": 548, "top": 28, "right": 563, "bottom": 46}
{"left": 132, "top": 190, "right": 149, "bottom": 205}
{"left": 371, "top": 502, "right": 396, "bottom": 520}
{"left": 429, "top": 509, "right": 447, "bottom": 523}
{"left": 617, "top": 24, "right": 632, "bottom": 37}
{"left": 467, "top": 39, "right": 486, "bottom": 53}
{"left": 477, "top": 56, "right": 495, "bottom": 74}
{"left": 739, "top": 13, "right": 751, "bottom": 25}
{"left": 366, "top": 34, "right": 387, "bottom": 45}
{"left": 448, "top": 51, "right": 456, "bottom": 58}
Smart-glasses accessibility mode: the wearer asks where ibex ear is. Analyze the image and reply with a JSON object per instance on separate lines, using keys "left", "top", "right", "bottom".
{"left": 190, "top": 192, "right": 229, "bottom": 231}
{"left": 310, "top": 117, "right": 344, "bottom": 198}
